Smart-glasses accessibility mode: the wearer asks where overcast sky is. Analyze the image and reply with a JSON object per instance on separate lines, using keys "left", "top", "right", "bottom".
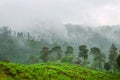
{"left": 0, "top": 0, "right": 120, "bottom": 31}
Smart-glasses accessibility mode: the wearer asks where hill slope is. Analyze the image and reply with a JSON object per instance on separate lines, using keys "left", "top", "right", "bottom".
{"left": 0, "top": 62, "right": 119, "bottom": 80}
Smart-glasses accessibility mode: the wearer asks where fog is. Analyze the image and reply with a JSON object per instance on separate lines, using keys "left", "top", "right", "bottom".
{"left": 1, "top": 0, "right": 120, "bottom": 68}
{"left": 0, "top": 0, "right": 120, "bottom": 44}
{"left": 0, "top": 0, "right": 120, "bottom": 31}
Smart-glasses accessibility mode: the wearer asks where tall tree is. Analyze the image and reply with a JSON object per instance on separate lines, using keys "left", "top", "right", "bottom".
{"left": 109, "top": 44, "right": 118, "bottom": 71}
{"left": 62, "top": 46, "right": 74, "bottom": 63}
{"left": 65, "top": 46, "right": 74, "bottom": 56}
{"left": 90, "top": 47, "right": 106, "bottom": 70}
{"left": 40, "top": 47, "right": 50, "bottom": 62}
{"left": 79, "top": 45, "right": 89, "bottom": 65}
{"left": 51, "top": 46, "right": 62, "bottom": 61}
{"left": 116, "top": 54, "right": 120, "bottom": 70}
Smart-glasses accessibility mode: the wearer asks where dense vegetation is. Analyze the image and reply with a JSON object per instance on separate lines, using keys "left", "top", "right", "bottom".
{"left": 0, "top": 26, "right": 120, "bottom": 79}
{"left": 0, "top": 62, "right": 120, "bottom": 80}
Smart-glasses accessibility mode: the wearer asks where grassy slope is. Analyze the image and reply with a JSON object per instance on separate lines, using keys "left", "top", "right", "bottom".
{"left": 0, "top": 62, "right": 120, "bottom": 80}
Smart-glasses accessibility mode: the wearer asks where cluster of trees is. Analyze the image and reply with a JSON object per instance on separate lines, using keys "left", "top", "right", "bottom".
{"left": 39, "top": 44, "right": 120, "bottom": 71}
{"left": 0, "top": 26, "right": 120, "bottom": 72}
{"left": 0, "top": 26, "right": 42, "bottom": 63}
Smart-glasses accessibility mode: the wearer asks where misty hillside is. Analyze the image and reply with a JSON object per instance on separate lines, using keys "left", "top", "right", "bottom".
{"left": 21, "top": 24, "right": 120, "bottom": 49}
{"left": 0, "top": 24, "right": 120, "bottom": 64}
{"left": 1, "top": 0, "right": 120, "bottom": 80}
{"left": 64, "top": 24, "right": 120, "bottom": 48}
{"left": 23, "top": 24, "right": 120, "bottom": 48}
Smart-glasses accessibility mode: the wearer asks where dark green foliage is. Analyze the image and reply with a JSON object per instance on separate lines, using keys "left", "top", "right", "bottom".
{"left": 0, "top": 26, "right": 41, "bottom": 64}
{"left": 91, "top": 47, "right": 106, "bottom": 70}
{"left": 79, "top": 45, "right": 89, "bottom": 60}
{"left": 62, "top": 46, "right": 74, "bottom": 63}
{"left": 0, "top": 26, "right": 120, "bottom": 73}
{"left": 65, "top": 46, "right": 74, "bottom": 55}
{"left": 61, "top": 55, "right": 74, "bottom": 63}
{"left": 109, "top": 44, "right": 118, "bottom": 71}
{"left": 51, "top": 46, "right": 62, "bottom": 61}
{"left": 116, "top": 54, "right": 120, "bottom": 70}
{"left": 109, "top": 44, "right": 118, "bottom": 64}
{"left": 90, "top": 47, "right": 100, "bottom": 56}
{"left": 40, "top": 47, "right": 50, "bottom": 62}
{"left": 104, "top": 62, "right": 111, "bottom": 71}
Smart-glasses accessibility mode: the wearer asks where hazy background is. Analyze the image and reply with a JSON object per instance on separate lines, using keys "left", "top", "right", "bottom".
{"left": 0, "top": 0, "right": 120, "bottom": 31}
{"left": 0, "top": 0, "right": 120, "bottom": 64}
{"left": 0, "top": 0, "right": 120, "bottom": 44}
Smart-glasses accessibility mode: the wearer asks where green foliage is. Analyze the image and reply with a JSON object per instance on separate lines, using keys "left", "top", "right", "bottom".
{"left": 109, "top": 44, "right": 118, "bottom": 64}
{"left": 90, "top": 47, "right": 101, "bottom": 56}
{"left": 79, "top": 45, "right": 89, "bottom": 60}
{"left": 65, "top": 46, "right": 74, "bottom": 55}
{"left": 104, "top": 62, "right": 111, "bottom": 71}
{"left": 109, "top": 44, "right": 118, "bottom": 71}
{"left": 62, "top": 46, "right": 74, "bottom": 63}
{"left": 0, "top": 62, "right": 119, "bottom": 80}
{"left": 40, "top": 47, "right": 50, "bottom": 62}
{"left": 91, "top": 47, "right": 106, "bottom": 70}
{"left": 61, "top": 54, "right": 74, "bottom": 63}
{"left": 116, "top": 54, "right": 120, "bottom": 70}
{"left": 51, "top": 46, "right": 62, "bottom": 60}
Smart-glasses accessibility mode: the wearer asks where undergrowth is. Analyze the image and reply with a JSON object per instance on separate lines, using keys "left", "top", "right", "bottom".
{"left": 0, "top": 62, "right": 120, "bottom": 80}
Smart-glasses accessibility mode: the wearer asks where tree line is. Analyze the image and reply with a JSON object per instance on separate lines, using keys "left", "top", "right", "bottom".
{"left": 39, "top": 44, "right": 120, "bottom": 72}
{"left": 0, "top": 26, "right": 120, "bottom": 72}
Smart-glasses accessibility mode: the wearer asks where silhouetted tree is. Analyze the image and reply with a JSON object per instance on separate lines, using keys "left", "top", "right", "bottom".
{"left": 91, "top": 47, "right": 106, "bottom": 70}
{"left": 79, "top": 45, "right": 89, "bottom": 60}
{"left": 116, "top": 54, "right": 120, "bottom": 70}
{"left": 65, "top": 46, "right": 74, "bottom": 55}
{"left": 79, "top": 45, "right": 89, "bottom": 65}
{"left": 109, "top": 44, "right": 118, "bottom": 71}
{"left": 40, "top": 47, "right": 50, "bottom": 62}
{"left": 51, "top": 46, "right": 62, "bottom": 61}
{"left": 104, "top": 62, "right": 111, "bottom": 71}
{"left": 62, "top": 46, "right": 74, "bottom": 63}
{"left": 90, "top": 47, "right": 100, "bottom": 56}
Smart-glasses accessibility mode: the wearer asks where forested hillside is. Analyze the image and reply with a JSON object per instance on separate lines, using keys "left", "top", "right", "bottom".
{"left": 0, "top": 25, "right": 120, "bottom": 72}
